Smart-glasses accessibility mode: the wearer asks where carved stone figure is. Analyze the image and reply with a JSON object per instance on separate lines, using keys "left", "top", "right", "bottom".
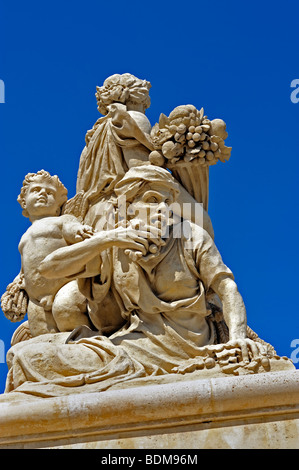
{"left": 1, "top": 73, "right": 294, "bottom": 400}
{"left": 2, "top": 170, "right": 94, "bottom": 336}
{"left": 65, "top": 73, "right": 214, "bottom": 237}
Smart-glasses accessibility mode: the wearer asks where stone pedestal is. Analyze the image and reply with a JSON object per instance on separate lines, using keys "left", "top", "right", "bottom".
{"left": 0, "top": 369, "right": 298, "bottom": 449}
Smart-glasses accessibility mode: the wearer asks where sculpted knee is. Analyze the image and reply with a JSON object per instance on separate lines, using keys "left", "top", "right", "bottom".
{"left": 52, "top": 282, "right": 90, "bottom": 332}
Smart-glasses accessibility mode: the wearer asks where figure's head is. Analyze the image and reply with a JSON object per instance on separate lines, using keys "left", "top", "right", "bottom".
{"left": 95, "top": 73, "right": 151, "bottom": 115}
{"left": 114, "top": 165, "right": 180, "bottom": 232}
{"left": 115, "top": 165, "right": 179, "bottom": 204}
{"left": 17, "top": 170, "right": 68, "bottom": 220}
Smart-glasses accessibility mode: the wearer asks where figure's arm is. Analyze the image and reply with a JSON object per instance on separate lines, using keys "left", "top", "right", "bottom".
{"left": 39, "top": 227, "right": 151, "bottom": 279}
{"left": 211, "top": 274, "right": 247, "bottom": 340}
{"left": 211, "top": 274, "right": 267, "bottom": 362}
{"left": 109, "top": 104, "right": 154, "bottom": 151}
{"left": 61, "top": 215, "right": 95, "bottom": 244}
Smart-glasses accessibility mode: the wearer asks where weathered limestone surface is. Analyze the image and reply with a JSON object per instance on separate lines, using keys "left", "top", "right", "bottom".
{"left": 0, "top": 370, "right": 298, "bottom": 449}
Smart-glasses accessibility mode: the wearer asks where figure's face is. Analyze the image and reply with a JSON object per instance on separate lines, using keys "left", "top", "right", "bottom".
{"left": 129, "top": 183, "right": 174, "bottom": 235}
{"left": 24, "top": 179, "right": 61, "bottom": 219}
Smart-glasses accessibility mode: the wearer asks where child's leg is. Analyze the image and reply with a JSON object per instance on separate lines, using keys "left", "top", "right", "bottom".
{"left": 52, "top": 280, "right": 92, "bottom": 332}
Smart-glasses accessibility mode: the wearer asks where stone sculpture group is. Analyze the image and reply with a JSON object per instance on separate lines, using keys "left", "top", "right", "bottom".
{"left": 1, "top": 73, "right": 293, "bottom": 399}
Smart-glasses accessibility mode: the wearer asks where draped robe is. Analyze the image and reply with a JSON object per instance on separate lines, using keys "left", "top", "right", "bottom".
{"left": 5, "top": 222, "right": 233, "bottom": 397}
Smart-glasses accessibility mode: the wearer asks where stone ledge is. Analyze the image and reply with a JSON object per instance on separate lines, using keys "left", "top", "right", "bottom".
{"left": 0, "top": 370, "right": 299, "bottom": 449}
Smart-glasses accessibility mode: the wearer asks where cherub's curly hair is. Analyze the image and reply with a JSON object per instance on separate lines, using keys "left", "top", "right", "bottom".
{"left": 95, "top": 73, "right": 151, "bottom": 115}
{"left": 17, "top": 170, "right": 68, "bottom": 218}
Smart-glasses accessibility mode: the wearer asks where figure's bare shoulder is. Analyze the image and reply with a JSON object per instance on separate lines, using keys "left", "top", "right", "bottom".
{"left": 187, "top": 220, "right": 212, "bottom": 248}
{"left": 59, "top": 214, "right": 80, "bottom": 224}
{"left": 127, "top": 110, "right": 152, "bottom": 135}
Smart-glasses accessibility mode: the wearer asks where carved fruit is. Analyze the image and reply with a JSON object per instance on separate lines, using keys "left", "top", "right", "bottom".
{"left": 204, "top": 357, "right": 216, "bottom": 369}
{"left": 177, "top": 123, "right": 187, "bottom": 134}
{"left": 187, "top": 140, "right": 195, "bottom": 148}
{"left": 162, "top": 141, "right": 183, "bottom": 159}
{"left": 209, "top": 119, "right": 228, "bottom": 140}
{"left": 168, "top": 125, "right": 177, "bottom": 134}
{"left": 210, "top": 141, "right": 219, "bottom": 152}
{"left": 149, "top": 151, "right": 166, "bottom": 167}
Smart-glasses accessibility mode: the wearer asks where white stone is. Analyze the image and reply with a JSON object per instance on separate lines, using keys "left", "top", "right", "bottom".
{"left": 0, "top": 370, "right": 298, "bottom": 449}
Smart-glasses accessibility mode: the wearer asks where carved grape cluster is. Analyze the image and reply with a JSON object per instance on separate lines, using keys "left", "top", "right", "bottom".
{"left": 149, "top": 105, "right": 232, "bottom": 167}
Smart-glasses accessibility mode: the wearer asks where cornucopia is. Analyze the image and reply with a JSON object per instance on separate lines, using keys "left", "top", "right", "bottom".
{"left": 149, "top": 104, "right": 232, "bottom": 211}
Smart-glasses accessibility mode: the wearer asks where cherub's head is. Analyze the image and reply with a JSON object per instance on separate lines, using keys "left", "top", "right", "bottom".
{"left": 95, "top": 73, "right": 151, "bottom": 115}
{"left": 17, "top": 170, "right": 68, "bottom": 220}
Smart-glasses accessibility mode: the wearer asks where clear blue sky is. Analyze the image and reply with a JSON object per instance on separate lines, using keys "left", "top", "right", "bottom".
{"left": 0, "top": 0, "right": 298, "bottom": 392}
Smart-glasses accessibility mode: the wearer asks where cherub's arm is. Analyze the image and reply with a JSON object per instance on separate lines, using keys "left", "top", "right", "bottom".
{"left": 61, "top": 215, "right": 95, "bottom": 244}
{"left": 39, "top": 226, "right": 151, "bottom": 279}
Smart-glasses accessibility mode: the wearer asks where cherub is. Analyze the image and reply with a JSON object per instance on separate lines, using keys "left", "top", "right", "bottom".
{"left": 2, "top": 169, "right": 155, "bottom": 338}
{"left": 3, "top": 170, "right": 95, "bottom": 337}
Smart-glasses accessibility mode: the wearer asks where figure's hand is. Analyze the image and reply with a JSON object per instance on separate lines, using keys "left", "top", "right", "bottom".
{"left": 63, "top": 221, "right": 95, "bottom": 244}
{"left": 108, "top": 103, "right": 129, "bottom": 127}
{"left": 129, "top": 219, "right": 166, "bottom": 246}
{"left": 226, "top": 338, "right": 269, "bottom": 368}
{"left": 105, "top": 226, "right": 151, "bottom": 256}
{"left": 74, "top": 225, "right": 95, "bottom": 241}
{"left": 123, "top": 221, "right": 167, "bottom": 260}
